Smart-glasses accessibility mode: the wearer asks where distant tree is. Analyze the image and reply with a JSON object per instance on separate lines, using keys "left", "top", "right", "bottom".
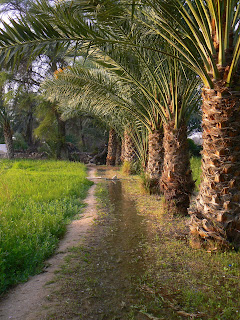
{"left": 0, "top": 72, "right": 14, "bottom": 158}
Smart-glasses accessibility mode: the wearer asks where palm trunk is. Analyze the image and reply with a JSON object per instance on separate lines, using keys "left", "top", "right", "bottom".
{"left": 123, "top": 128, "right": 137, "bottom": 163}
{"left": 160, "top": 120, "right": 194, "bottom": 215}
{"left": 3, "top": 121, "right": 14, "bottom": 159}
{"left": 106, "top": 128, "right": 117, "bottom": 166}
{"left": 121, "top": 128, "right": 137, "bottom": 175}
{"left": 189, "top": 86, "right": 240, "bottom": 249}
{"left": 120, "top": 134, "right": 125, "bottom": 163}
{"left": 115, "top": 138, "right": 122, "bottom": 166}
{"left": 146, "top": 128, "right": 164, "bottom": 194}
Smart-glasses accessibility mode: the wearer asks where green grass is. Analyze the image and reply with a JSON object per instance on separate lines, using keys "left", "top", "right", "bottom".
{"left": 191, "top": 156, "right": 202, "bottom": 189}
{"left": 0, "top": 159, "right": 92, "bottom": 293}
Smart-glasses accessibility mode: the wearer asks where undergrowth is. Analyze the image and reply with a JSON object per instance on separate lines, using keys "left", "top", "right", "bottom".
{"left": 122, "top": 176, "right": 240, "bottom": 320}
{"left": 0, "top": 159, "right": 92, "bottom": 294}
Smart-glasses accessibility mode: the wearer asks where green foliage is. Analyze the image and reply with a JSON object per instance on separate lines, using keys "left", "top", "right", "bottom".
{"left": 121, "top": 160, "right": 140, "bottom": 175}
{"left": 13, "top": 132, "right": 28, "bottom": 151}
{"left": 0, "top": 159, "right": 92, "bottom": 293}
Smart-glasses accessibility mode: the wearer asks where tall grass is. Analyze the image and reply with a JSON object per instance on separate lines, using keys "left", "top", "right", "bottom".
{"left": 190, "top": 156, "right": 201, "bottom": 189}
{"left": 0, "top": 160, "right": 92, "bottom": 293}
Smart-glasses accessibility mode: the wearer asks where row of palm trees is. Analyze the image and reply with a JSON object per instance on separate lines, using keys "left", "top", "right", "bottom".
{"left": 0, "top": 0, "right": 239, "bottom": 250}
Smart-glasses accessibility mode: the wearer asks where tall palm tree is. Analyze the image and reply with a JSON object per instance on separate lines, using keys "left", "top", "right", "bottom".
{"left": 42, "top": 64, "right": 144, "bottom": 166}
{"left": 88, "top": 41, "right": 199, "bottom": 207}
{"left": 134, "top": 0, "right": 240, "bottom": 249}
{"left": 156, "top": 56, "right": 198, "bottom": 215}
{"left": 0, "top": 0, "right": 198, "bottom": 203}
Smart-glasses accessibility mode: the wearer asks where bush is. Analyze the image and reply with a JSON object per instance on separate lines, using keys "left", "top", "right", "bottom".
{"left": 13, "top": 133, "right": 28, "bottom": 151}
{"left": 121, "top": 160, "right": 141, "bottom": 175}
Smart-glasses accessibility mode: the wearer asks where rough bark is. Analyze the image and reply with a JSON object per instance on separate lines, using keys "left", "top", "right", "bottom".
{"left": 120, "top": 134, "right": 125, "bottom": 163}
{"left": 115, "top": 139, "right": 122, "bottom": 166}
{"left": 160, "top": 120, "right": 194, "bottom": 215}
{"left": 106, "top": 128, "right": 117, "bottom": 166}
{"left": 3, "top": 121, "right": 14, "bottom": 159}
{"left": 146, "top": 128, "right": 164, "bottom": 194}
{"left": 123, "top": 129, "right": 137, "bottom": 163}
{"left": 189, "top": 86, "right": 240, "bottom": 250}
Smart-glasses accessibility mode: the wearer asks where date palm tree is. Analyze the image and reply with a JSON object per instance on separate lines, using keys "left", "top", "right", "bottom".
{"left": 0, "top": 0, "right": 199, "bottom": 204}
{"left": 134, "top": 0, "right": 240, "bottom": 249}
{"left": 43, "top": 64, "right": 145, "bottom": 167}
{"left": 87, "top": 41, "right": 199, "bottom": 208}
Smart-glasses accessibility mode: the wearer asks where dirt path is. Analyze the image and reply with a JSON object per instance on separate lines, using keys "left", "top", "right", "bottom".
{"left": 0, "top": 167, "right": 98, "bottom": 320}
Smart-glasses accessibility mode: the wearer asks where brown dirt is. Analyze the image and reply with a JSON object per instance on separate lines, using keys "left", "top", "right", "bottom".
{"left": 0, "top": 167, "right": 98, "bottom": 320}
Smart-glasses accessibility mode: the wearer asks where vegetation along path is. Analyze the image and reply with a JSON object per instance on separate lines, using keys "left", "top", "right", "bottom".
{"left": 0, "top": 166, "right": 239, "bottom": 320}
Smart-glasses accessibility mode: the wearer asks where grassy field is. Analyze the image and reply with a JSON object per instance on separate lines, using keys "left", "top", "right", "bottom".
{"left": 190, "top": 156, "right": 202, "bottom": 189}
{"left": 0, "top": 159, "right": 92, "bottom": 294}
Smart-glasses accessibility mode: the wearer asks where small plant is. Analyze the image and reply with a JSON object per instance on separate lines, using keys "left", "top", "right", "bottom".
{"left": 13, "top": 133, "right": 28, "bottom": 151}
{"left": 140, "top": 171, "right": 159, "bottom": 194}
{"left": 121, "top": 160, "right": 140, "bottom": 175}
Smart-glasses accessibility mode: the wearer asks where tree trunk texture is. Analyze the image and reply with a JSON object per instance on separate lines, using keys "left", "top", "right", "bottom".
{"left": 120, "top": 134, "right": 125, "bottom": 163}
{"left": 146, "top": 128, "right": 164, "bottom": 194}
{"left": 123, "top": 129, "right": 137, "bottom": 163}
{"left": 115, "top": 139, "right": 122, "bottom": 166}
{"left": 3, "top": 122, "right": 14, "bottom": 159}
{"left": 106, "top": 128, "right": 117, "bottom": 166}
{"left": 160, "top": 120, "right": 194, "bottom": 215}
{"left": 189, "top": 87, "right": 240, "bottom": 250}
